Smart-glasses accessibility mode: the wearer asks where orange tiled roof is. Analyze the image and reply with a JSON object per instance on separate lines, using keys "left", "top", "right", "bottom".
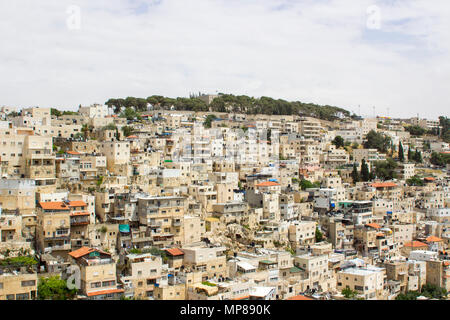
{"left": 69, "top": 247, "right": 96, "bottom": 259}
{"left": 39, "top": 201, "right": 70, "bottom": 210}
{"left": 166, "top": 248, "right": 184, "bottom": 256}
{"left": 371, "top": 182, "right": 398, "bottom": 188}
{"left": 287, "top": 295, "right": 314, "bottom": 300}
{"left": 255, "top": 181, "right": 280, "bottom": 187}
{"left": 67, "top": 150, "right": 81, "bottom": 155}
{"left": 426, "top": 236, "right": 443, "bottom": 242}
{"left": 365, "top": 223, "right": 382, "bottom": 229}
{"left": 87, "top": 289, "right": 124, "bottom": 297}
{"left": 127, "top": 135, "right": 138, "bottom": 139}
{"left": 68, "top": 200, "right": 87, "bottom": 207}
{"left": 70, "top": 212, "right": 90, "bottom": 217}
{"left": 424, "top": 177, "right": 435, "bottom": 181}
{"left": 233, "top": 295, "right": 250, "bottom": 300}
{"left": 404, "top": 241, "right": 428, "bottom": 248}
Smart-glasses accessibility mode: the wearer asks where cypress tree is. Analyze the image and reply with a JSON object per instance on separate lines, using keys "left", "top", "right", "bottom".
{"left": 361, "top": 159, "right": 370, "bottom": 182}
{"left": 398, "top": 141, "right": 404, "bottom": 162}
{"left": 351, "top": 163, "right": 360, "bottom": 184}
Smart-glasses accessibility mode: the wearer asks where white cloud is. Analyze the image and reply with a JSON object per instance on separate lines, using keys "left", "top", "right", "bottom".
{"left": 0, "top": 0, "right": 449, "bottom": 119}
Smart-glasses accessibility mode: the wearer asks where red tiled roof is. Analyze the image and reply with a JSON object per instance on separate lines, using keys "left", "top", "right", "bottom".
{"left": 127, "top": 135, "right": 138, "bottom": 139}
{"left": 166, "top": 248, "right": 184, "bottom": 256}
{"left": 39, "top": 202, "right": 70, "bottom": 211}
{"left": 255, "top": 181, "right": 280, "bottom": 187}
{"left": 87, "top": 289, "right": 124, "bottom": 297}
{"left": 70, "top": 212, "right": 90, "bottom": 217}
{"left": 287, "top": 295, "right": 314, "bottom": 300}
{"left": 404, "top": 241, "right": 428, "bottom": 248}
{"left": 39, "top": 200, "right": 86, "bottom": 210}
{"left": 233, "top": 295, "right": 250, "bottom": 300}
{"left": 365, "top": 223, "right": 382, "bottom": 229}
{"left": 67, "top": 151, "right": 81, "bottom": 155}
{"left": 69, "top": 247, "right": 110, "bottom": 259}
{"left": 426, "top": 236, "right": 443, "bottom": 242}
{"left": 371, "top": 182, "right": 398, "bottom": 188}
{"left": 68, "top": 200, "right": 87, "bottom": 207}
{"left": 424, "top": 177, "right": 435, "bottom": 181}
{"left": 69, "top": 247, "right": 96, "bottom": 259}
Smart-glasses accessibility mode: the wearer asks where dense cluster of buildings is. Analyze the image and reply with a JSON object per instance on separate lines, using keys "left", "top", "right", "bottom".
{"left": 0, "top": 103, "right": 449, "bottom": 300}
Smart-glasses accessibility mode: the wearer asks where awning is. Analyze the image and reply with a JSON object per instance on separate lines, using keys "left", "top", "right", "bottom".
{"left": 119, "top": 224, "right": 130, "bottom": 233}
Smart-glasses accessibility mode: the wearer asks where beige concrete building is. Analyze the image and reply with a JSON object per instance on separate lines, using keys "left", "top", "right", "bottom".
{"left": 337, "top": 265, "right": 386, "bottom": 300}
{"left": 68, "top": 247, "right": 123, "bottom": 300}
{"left": 182, "top": 245, "right": 228, "bottom": 281}
{"left": 0, "top": 270, "right": 38, "bottom": 300}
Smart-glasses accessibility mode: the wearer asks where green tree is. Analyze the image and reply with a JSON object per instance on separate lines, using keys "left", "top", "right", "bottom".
{"left": 373, "top": 158, "right": 398, "bottom": 180}
{"left": 102, "top": 123, "right": 117, "bottom": 131}
{"left": 406, "top": 176, "right": 424, "bottom": 186}
{"left": 342, "top": 287, "right": 358, "bottom": 299}
{"left": 51, "top": 108, "right": 62, "bottom": 117}
{"left": 405, "top": 125, "right": 426, "bottom": 136}
{"left": 395, "top": 291, "right": 420, "bottom": 300}
{"left": 420, "top": 284, "right": 448, "bottom": 299}
{"left": 332, "top": 136, "right": 345, "bottom": 148}
{"left": 62, "top": 110, "right": 78, "bottom": 116}
{"left": 398, "top": 141, "right": 404, "bottom": 162}
{"left": 300, "top": 179, "right": 316, "bottom": 190}
{"left": 315, "top": 227, "right": 324, "bottom": 242}
{"left": 439, "top": 116, "right": 450, "bottom": 143}
{"left": 430, "top": 151, "right": 449, "bottom": 166}
{"left": 364, "top": 130, "right": 391, "bottom": 153}
{"left": 361, "top": 159, "right": 370, "bottom": 182}
{"left": 96, "top": 176, "right": 104, "bottom": 187}
{"left": 108, "top": 93, "right": 351, "bottom": 121}
{"left": 120, "top": 107, "right": 138, "bottom": 121}
{"left": 203, "top": 114, "right": 217, "bottom": 128}
{"left": 122, "top": 126, "right": 135, "bottom": 137}
{"left": 81, "top": 124, "right": 93, "bottom": 140}
{"left": 7, "top": 111, "right": 19, "bottom": 117}
{"left": 414, "top": 148, "right": 422, "bottom": 163}
{"left": 351, "top": 163, "right": 360, "bottom": 183}
{"left": 37, "top": 276, "right": 77, "bottom": 300}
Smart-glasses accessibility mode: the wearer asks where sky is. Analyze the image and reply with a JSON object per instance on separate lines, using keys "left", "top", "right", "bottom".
{"left": 0, "top": 0, "right": 449, "bottom": 119}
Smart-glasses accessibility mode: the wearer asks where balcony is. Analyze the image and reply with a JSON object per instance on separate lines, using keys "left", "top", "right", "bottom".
{"left": 70, "top": 218, "right": 90, "bottom": 226}
{"left": 148, "top": 221, "right": 162, "bottom": 227}
{"left": 30, "top": 153, "right": 54, "bottom": 160}
{"left": 172, "top": 220, "right": 182, "bottom": 227}
{"left": 44, "top": 244, "right": 71, "bottom": 252}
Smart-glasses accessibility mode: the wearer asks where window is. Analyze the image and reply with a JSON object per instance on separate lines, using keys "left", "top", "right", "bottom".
{"left": 102, "top": 280, "right": 115, "bottom": 287}
{"left": 91, "top": 282, "right": 102, "bottom": 288}
{"left": 16, "top": 293, "right": 30, "bottom": 300}
{"left": 21, "top": 280, "right": 36, "bottom": 287}
{"left": 0, "top": 282, "right": 3, "bottom": 289}
{"left": 6, "top": 294, "right": 15, "bottom": 300}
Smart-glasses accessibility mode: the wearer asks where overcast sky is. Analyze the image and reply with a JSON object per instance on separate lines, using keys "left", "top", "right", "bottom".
{"left": 0, "top": 0, "right": 449, "bottom": 119}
